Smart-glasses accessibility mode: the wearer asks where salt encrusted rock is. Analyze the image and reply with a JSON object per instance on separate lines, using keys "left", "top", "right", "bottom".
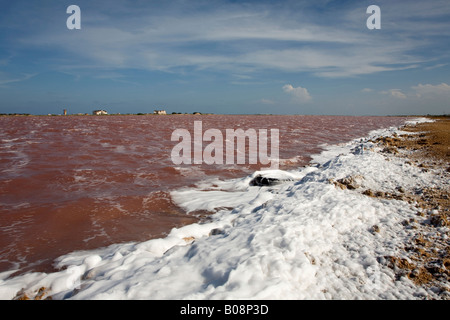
{"left": 370, "top": 225, "right": 380, "bottom": 234}
{"left": 249, "top": 174, "right": 294, "bottom": 187}
{"left": 13, "top": 287, "right": 51, "bottom": 300}
{"left": 183, "top": 236, "right": 195, "bottom": 243}
{"left": 375, "top": 191, "right": 385, "bottom": 197}
{"left": 362, "top": 189, "right": 375, "bottom": 197}
{"left": 382, "top": 146, "right": 398, "bottom": 154}
{"left": 209, "top": 228, "right": 225, "bottom": 236}
{"left": 331, "top": 176, "right": 362, "bottom": 190}
{"left": 430, "top": 213, "right": 448, "bottom": 227}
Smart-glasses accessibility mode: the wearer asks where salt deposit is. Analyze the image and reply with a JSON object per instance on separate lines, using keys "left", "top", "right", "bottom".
{"left": 0, "top": 117, "right": 444, "bottom": 300}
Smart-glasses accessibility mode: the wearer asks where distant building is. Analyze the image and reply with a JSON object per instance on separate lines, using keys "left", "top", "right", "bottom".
{"left": 63, "top": 109, "right": 67, "bottom": 115}
{"left": 154, "top": 110, "right": 167, "bottom": 115}
{"left": 93, "top": 110, "right": 108, "bottom": 115}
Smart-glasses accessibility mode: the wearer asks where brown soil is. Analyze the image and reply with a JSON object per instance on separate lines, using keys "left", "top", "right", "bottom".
{"left": 375, "top": 117, "right": 449, "bottom": 165}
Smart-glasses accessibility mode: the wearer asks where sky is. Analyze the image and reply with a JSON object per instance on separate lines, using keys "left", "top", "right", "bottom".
{"left": 0, "top": 0, "right": 449, "bottom": 116}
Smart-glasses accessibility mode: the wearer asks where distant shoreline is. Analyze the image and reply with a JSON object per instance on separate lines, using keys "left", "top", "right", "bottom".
{"left": 1, "top": 113, "right": 449, "bottom": 118}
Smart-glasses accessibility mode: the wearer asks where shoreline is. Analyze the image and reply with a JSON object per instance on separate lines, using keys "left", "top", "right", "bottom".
{"left": 2, "top": 116, "right": 449, "bottom": 300}
{"left": 368, "top": 117, "right": 449, "bottom": 294}
{"left": 1, "top": 113, "right": 448, "bottom": 117}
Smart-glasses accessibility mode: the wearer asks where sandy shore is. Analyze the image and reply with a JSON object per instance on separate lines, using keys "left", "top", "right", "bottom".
{"left": 372, "top": 117, "right": 449, "bottom": 297}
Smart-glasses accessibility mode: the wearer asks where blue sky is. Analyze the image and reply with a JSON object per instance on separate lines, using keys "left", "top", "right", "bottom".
{"left": 0, "top": 0, "right": 449, "bottom": 115}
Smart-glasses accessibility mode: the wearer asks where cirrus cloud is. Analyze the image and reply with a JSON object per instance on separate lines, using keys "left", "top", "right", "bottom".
{"left": 9, "top": 0, "right": 436, "bottom": 79}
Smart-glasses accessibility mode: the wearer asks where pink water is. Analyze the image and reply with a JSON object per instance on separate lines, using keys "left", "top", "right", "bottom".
{"left": 0, "top": 115, "right": 406, "bottom": 275}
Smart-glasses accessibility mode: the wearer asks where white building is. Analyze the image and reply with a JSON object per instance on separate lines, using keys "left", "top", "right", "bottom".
{"left": 93, "top": 110, "right": 108, "bottom": 115}
{"left": 154, "top": 110, "right": 167, "bottom": 115}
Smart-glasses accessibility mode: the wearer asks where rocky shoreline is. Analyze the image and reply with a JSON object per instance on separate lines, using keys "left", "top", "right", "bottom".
{"left": 378, "top": 117, "right": 449, "bottom": 297}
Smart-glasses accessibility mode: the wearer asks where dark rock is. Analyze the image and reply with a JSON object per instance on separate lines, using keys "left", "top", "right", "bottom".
{"left": 430, "top": 213, "right": 447, "bottom": 227}
{"left": 250, "top": 175, "right": 293, "bottom": 187}
{"left": 375, "top": 191, "right": 385, "bottom": 197}
{"left": 370, "top": 225, "right": 380, "bottom": 233}
{"left": 209, "top": 228, "right": 225, "bottom": 236}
